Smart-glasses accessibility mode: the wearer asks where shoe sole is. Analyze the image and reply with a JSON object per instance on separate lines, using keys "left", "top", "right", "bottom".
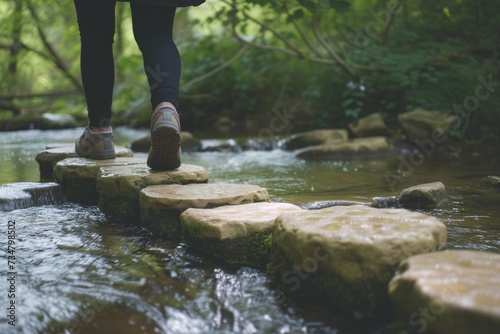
{"left": 147, "top": 125, "right": 181, "bottom": 170}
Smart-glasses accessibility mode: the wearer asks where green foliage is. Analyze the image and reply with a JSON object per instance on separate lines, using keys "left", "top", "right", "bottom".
{"left": 0, "top": 0, "right": 498, "bottom": 141}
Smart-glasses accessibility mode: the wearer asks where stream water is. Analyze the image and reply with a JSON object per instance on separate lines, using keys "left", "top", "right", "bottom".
{"left": 1, "top": 128, "right": 499, "bottom": 334}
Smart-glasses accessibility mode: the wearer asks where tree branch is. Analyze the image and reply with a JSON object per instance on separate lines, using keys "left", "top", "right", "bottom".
{"left": 26, "top": 2, "right": 83, "bottom": 92}
{"left": 0, "top": 90, "right": 81, "bottom": 100}
{"left": 311, "top": 8, "right": 359, "bottom": 79}
{"left": 381, "top": 0, "right": 402, "bottom": 45}
{"left": 182, "top": 44, "right": 249, "bottom": 89}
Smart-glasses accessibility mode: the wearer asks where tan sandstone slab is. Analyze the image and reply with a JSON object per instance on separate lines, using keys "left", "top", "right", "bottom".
{"left": 181, "top": 202, "right": 303, "bottom": 267}
{"left": 389, "top": 250, "right": 500, "bottom": 334}
{"left": 295, "top": 136, "right": 389, "bottom": 161}
{"left": 53, "top": 157, "right": 145, "bottom": 205}
{"left": 36, "top": 145, "right": 133, "bottom": 179}
{"left": 97, "top": 164, "right": 208, "bottom": 224}
{"left": 140, "top": 183, "right": 270, "bottom": 239}
{"left": 268, "top": 205, "right": 447, "bottom": 320}
{"left": 284, "top": 129, "right": 349, "bottom": 151}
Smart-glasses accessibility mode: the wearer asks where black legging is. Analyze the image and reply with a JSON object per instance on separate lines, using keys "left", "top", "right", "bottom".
{"left": 74, "top": 0, "right": 180, "bottom": 127}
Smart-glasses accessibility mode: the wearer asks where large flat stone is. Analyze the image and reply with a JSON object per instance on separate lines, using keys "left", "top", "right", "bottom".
{"left": 181, "top": 202, "right": 303, "bottom": 267}
{"left": 140, "top": 183, "right": 270, "bottom": 239}
{"left": 268, "top": 205, "right": 446, "bottom": 320}
{"left": 389, "top": 250, "right": 500, "bottom": 334}
{"left": 53, "top": 157, "right": 145, "bottom": 205}
{"left": 97, "top": 164, "right": 208, "bottom": 224}
{"left": 36, "top": 145, "right": 133, "bottom": 179}
{"left": 295, "top": 136, "right": 389, "bottom": 161}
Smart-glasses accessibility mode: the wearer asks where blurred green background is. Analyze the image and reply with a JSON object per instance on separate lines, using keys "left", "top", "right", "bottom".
{"left": 1, "top": 0, "right": 499, "bottom": 141}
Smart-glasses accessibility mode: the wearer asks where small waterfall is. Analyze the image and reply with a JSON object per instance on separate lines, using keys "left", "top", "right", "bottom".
{"left": 0, "top": 182, "right": 66, "bottom": 211}
{"left": 372, "top": 196, "right": 402, "bottom": 209}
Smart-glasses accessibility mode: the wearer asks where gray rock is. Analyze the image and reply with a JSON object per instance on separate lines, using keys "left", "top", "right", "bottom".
{"left": 479, "top": 176, "right": 500, "bottom": 192}
{"left": 399, "top": 182, "right": 446, "bottom": 209}
{"left": 97, "top": 164, "right": 208, "bottom": 224}
{"left": 53, "top": 157, "right": 145, "bottom": 205}
{"left": 268, "top": 205, "right": 446, "bottom": 320}
{"left": 36, "top": 145, "right": 133, "bottom": 179}
{"left": 181, "top": 202, "right": 303, "bottom": 268}
{"left": 296, "top": 136, "right": 389, "bottom": 161}
{"left": 40, "top": 113, "right": 78, "bottom": 130}
{"left": 140, "top": 183, "right": 270, "bottom": 239}
{"left": 389, "top": 250, "right": 500, "bottom": 334}
{"left": 398, "top": 109, "right": 457, "bottom": 142}
{"left": 348, "top": 113, "right": 390, "bottom": 137}
{"left": 284, "top": 129, "right": 348, "bottom": 151}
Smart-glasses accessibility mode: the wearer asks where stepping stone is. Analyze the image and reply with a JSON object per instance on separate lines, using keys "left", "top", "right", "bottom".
{"left": 348, "top": 113, "right": 390, "bottom": 138}
{"left": 181, "top": 202, "right": 303, "bottom": 268}
{"left": 140, "top": 183, "right": 270, "bottom": 239}
{"left": 389, "top": 250, "right": 500, "bottom": 334}
{"left": 399, "top": 181, "right": 446, "bottom": 209}
{"left": 0, "top": 182, "right": 65, "bottom": 211}
{"left": 295, "top": 136, "right": 389, "bottom": 161}
{"left": 284, "top": 129, "right": 348, "bottom": 151}
{"left": 97, "top": 164, "right": 208, "bottom": 224}
{"left": 36, "top": 145, "right": 133, "bottom": 179}
{"left": 268, "top": 205, "right": 446, "bottom": 320}
{"left": 53, "top": 157, "right": 145, "bottom": 205}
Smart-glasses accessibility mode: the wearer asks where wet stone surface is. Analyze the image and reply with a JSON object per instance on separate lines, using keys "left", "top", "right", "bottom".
{"left": 97, "top": 163, "right": 208, "bottom": 224}
{"left": 268, "top": 205, "right": 447, "bottom": 320}
{"left": 389, "top": 250, "right": 500, "bottom": 334}
{"left": 36, "top": 145, "right": 133, "bottom": 179}
{"left": 140, "top": 183, "right": 270, "bottom": 239}
{"left": 53, "top": 157, "right": 145, "bottom": 205}
{"left": 181, "top": 202, "right": 303, "bottom": 268}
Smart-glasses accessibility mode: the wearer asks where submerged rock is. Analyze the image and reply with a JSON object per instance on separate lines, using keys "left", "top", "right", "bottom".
{"left": 268, "top": 205, "right": 446, "bottom": 320}
{"left": 479, "top": 176, "right": 500, "bottom": 192}
{"left": 140, "top": 183, "right": 270, "bottom": 239}
{"left": 36, "top": 145, "right": 133, "bottom": 179}
{"left": 301, "top": 200, "right": 374, "bottom": 210}
{"left": 295, "top": 136, "right": 389, "bottom": 161}
{"left": 97, "top": 164, "right": 208, "bottom": 224}
{"left": 398, "top": 109, "right": 457, "bottom": 142}
{"left": 399, "top": 182, "right": 446, "bottom": 209}
{"left": 130, "top": 131, "right": 202, "bottom": 153}
{"left": 389, "top": 250, "right": 500, "bottom": 334}
{"left": 284, "top": 129, "right": 348, "bottom": 151}
{"left": 181, "top": 202, "right": 303, "bottom": 268}
{"left": 348, "top": 113, "right": 390, "bottom": 138}
{"left": 0, "top": 182, "right": 65, "bottom": 211}
{"left": 53, "top": 157, "right": 145, "bottom": 205}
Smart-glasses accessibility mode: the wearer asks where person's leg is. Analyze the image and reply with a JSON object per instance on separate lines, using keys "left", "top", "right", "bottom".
{"left": 131, "top": 3, "right": 181, "bottom": 170}
{"left": 74, "top": 0, "right": 116, "bottom": 129}
{"left": 130, "top": 3, "right": 180, "bottom": 111}
{"left": 74, "top": 0, "right": 116, "bottom": 159}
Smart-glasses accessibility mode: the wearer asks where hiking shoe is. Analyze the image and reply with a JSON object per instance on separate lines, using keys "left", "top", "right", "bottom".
{"left": 75, "top": 125, "right": 116, "bottom": 159}
{"left": 147, "top": 107, "right": 181, "bottom": 170}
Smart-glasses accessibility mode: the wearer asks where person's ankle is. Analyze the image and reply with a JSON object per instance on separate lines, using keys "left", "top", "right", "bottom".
{"left": 89, "top": 125, "right": 112, "bottom": 133}
{"left": 154, "top": 101, "right": 176, "bottom": 113}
